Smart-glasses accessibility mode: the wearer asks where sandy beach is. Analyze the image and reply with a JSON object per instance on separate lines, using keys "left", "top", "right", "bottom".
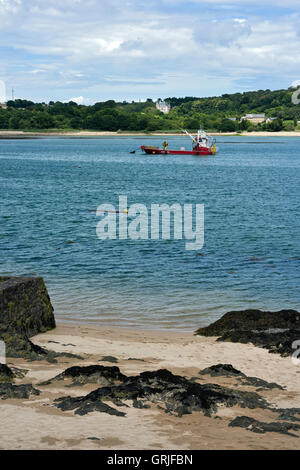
{"left": 1, "top": 130, "right": 300, "bottom": 138}
{"left": 1, "top": 322, "right": 299, "bottom": 450}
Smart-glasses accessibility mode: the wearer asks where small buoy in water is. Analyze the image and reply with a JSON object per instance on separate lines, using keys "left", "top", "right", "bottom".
{"left": 94, "top": 209, "right": 129, "bottom": 214}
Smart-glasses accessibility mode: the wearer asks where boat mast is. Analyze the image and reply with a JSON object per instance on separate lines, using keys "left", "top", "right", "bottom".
{"left": 182, "top": 129, "right": 195, "bottom": 142}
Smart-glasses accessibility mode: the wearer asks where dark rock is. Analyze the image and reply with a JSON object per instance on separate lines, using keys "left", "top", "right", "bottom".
{"left": 196, "top": 309, "right": 300, "bottom": 336}
{"left": 229, "top": 416, "right": 300, "bottom": 437}
{"left": 0, "top": 276, "right": 55, "bottom": 361}
{"left": 0, "top": 276, "right": 55, "bottom": 337}
{"left": 0, "top": 383, "right": 40, "bottom": 400}
{"left": 199, "top": 364, "right": 244, "bottom": 377}
{"left": 217, "top": 329, "right": 300, "bottom": 357}
{"left": 0, "top": 363, "right": 14, "bottom": 383}
{"left": 100, "top": 356, "right": 119, "bottom": 364}
{"left": 42, "top": 365, "right": 127, "bottom": 386}
{"left": 241, "top": 376, "right": 284, "bottom": 390}
{"left": 275, "top": 408, "right": 300, "bottom": 423}
{"left": 133, "top": 400, "right": 150, "bottom": 409}
{"left": 112, "top": 399, "right": 129, "bottom": 408}
{"left": 9, "top": 367, "right": 29, "bottom": 379}
{"left": 74, "top": 402, "right": 126, "bottom": 417}
{"left": 0, "top": 276, "right": 82, "bottom": 362}
{"left": 4, "top": 334, "right": 49, "bottom": 359}
{"left": 195, "top": 309, "right": 300, "bottom": 357}
{"left": 127, "top": 358, "right": 145, "bottom": 362}
{"left": 3, "top": 334, "right": 82, "bottom": 363}
{"left": 54, "top": 368, "right": 268, "bottom": 418}
{"left": 199, "top": 363, "right": 284, "bottom": 390}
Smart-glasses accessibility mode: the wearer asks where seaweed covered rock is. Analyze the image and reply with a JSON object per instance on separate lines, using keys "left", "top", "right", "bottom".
{"left": 199, "top": 364, "right": 243, "bottom": 378}
{"left": 229, "top": 416, "right": 300, "bottom": 437}
{"left": 0, "top": 383, "right": 40, "bottom": 400}
{"left": 0, "top": 276, "right": 55, "bottom": 337}
{"left": 100, "top": 356, "right": 119, "bottom": 364}
{"left": 55, "top": 368, "right": 268, "bottom": 418}
{"left": 216, "top": 329, "right": 300, "bottom": 357}
{"left": 0, "top": 364, "right": 14, "bottom": 383}
{"left": 74, "top": 402, "right": 126, "bottom": 417}
{"left": 0, "top": 276, "right": 77, "bottom": 362}
{"left": 276, "top": 408, "right": 300, "bottom": 423}
{"left": 0, "top": 276, "right": 56, "bottom": 360}
{"left": 196, "top": 309, "right": 300, "bottom": 336}
{"left": 195, "top": 309, "right": 300, "bottom": 357}
{"left": 3, "top": 334, "right": 49, "bottom": 360}
{"left": 42, "top": 365, "right": 127, "bottom": 386}
{"left": 199, "top": 363, "right": 284, "bottom": 390}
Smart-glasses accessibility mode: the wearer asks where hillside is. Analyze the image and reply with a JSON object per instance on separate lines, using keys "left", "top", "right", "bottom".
{"left": 0, "top": 87, "right": 299, "bottom": 133}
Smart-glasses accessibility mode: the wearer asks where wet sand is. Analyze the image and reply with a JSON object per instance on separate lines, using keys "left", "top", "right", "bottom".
{"left": 0, "top": 130, "right": 300, "bottom": 138}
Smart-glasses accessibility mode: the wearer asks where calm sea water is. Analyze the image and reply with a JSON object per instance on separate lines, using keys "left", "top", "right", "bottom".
{"left": 0, "top": 136, "right": 299, "bottom": 330}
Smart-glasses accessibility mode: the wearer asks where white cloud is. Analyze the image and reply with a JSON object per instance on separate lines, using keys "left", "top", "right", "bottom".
{"left": 0, "top": 0, "right": 22, "bottom": 28}
{"left": 234, "top": 18, "right": 247, "bottom": 23}
{"left": 1, "top": 0, "right": 300, "bottom": 101}
{"left": 0, "top": 0, "right": 21, "bottom": 12}
{"left": 67, "top": 96, "right": 86, "bottom": 104}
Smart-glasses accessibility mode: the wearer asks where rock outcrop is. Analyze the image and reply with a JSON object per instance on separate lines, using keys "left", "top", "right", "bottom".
{"left": 0, "top": 276, "right": 55, "bottom": 359}
{"left": 229, "top": 416, "right": 300, "bottom": 437}
{"left": 195, "top": 309, "right": 300, "bottom": 357}
{"left": 54, "top": 368, "right": 268, "bottom": 417}
{"left": 0, "top": 276, "right": 55, "bottom": 337}
{"left": 199, "top": 363, "right": 284, "bottom": 390}
{"left": 0, "top": 364, "right": 14, "bottom": 383}
{"left": 0, "top": 276, "right": 81, "bottom": 362}
{"left": 41, "top": 365, "right": 127, "bottom": 386}
{"left": 0, "top": 383, "right": 40, "bottom": 400}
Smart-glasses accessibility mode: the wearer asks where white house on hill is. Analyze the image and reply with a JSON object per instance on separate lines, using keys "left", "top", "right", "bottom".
{"left": 156, "top": 100, "right": 171, "bottom": 114}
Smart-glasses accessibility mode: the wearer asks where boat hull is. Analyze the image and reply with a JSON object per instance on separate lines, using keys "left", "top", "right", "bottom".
{"left": 141, "top": 146, "right": 215, "bottom": 156}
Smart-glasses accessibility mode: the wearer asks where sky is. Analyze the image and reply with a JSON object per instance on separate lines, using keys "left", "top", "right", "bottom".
{"left": 0, "top": 0, "right": 300, "bottom": 103}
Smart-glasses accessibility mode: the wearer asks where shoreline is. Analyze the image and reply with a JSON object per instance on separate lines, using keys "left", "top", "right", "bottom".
{"left": 1, "top": 321, "right": 300, "bottom": 450}
{"left": 54, "top": 317, "right": 198, "bottom": 334}
{"left": 1, "top": 130, "right": 300, "bottom": 138}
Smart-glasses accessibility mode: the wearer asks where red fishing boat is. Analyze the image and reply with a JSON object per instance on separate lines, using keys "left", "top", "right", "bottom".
{"left": 141, "top": 129, "right": 217, "bottom": 156}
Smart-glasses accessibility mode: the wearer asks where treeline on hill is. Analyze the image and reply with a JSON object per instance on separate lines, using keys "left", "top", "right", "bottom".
{"left": 0, "top": 88, "right": 299, "bottom": 132}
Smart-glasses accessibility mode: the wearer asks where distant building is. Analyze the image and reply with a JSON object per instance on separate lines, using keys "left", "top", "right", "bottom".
{"left": 240, "top": 113, "right": 265, "bottom": 123}
{"left": 264, "top": 117, "right": 276, "bottom": 123}
{"left": 0, "top": 102, "right": 7, "bottom": 109}
{"left": 156, "top": 100, "right": 171, "bottom": 114}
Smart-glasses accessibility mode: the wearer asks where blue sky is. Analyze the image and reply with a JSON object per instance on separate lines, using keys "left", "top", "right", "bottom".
{"left": 0, "top": 0, "right": 300, "bottom": 103}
